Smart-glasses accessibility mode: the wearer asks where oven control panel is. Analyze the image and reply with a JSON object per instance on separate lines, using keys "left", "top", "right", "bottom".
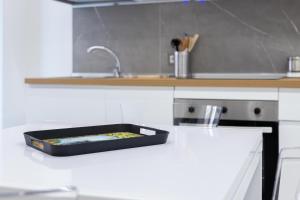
{"left": 174, "top": 99, "right": 278, "bottom": 122}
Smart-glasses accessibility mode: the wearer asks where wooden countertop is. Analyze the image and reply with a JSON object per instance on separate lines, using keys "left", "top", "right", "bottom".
{"left": 24, "top": 77, "right": 300, "bottom": 88}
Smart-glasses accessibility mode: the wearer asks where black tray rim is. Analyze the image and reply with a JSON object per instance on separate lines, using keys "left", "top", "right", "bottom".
{"left": 24, "top": 124, "right": 169, "bottom": 156}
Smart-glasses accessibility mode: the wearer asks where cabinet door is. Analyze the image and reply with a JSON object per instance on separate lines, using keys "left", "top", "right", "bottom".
{"left": 277, "top": 153, "right": 300, "bottom": 200}
{"left": 105, "top": 87, "right": 173, "bottom": 125}
{"left": 26, "top": 85, "right": 107, "bottom": 126}
{"left": 26, "top": 86, "right": 174, "bottom": 126}
{"left": 279, "top": 121, "right": 300, "bottom": 149}
{"left": 279, "top": 89, "right": 300, "bottom": 121}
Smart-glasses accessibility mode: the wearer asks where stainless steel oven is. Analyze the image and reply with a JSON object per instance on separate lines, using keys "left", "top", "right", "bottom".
{"left": 174, "top": 99, "right": 278, "bottom": 200}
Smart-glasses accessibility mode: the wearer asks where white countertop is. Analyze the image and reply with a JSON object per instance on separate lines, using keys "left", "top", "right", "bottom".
{"left": 0, "top": 124, "right": 262, "bottom": 200}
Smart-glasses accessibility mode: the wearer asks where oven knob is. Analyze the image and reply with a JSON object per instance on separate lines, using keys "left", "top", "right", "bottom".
{"left": 188, "top": 107, "right": 195, "bottom": 113}
{"left": 222, "top": 107, "right": 228, "bottom": 114}
{"left": 254, "top": 108, "right": 261, "bottom": 115}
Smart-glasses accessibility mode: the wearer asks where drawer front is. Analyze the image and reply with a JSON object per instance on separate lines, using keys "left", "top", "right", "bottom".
{"left": 175, "top": 87, "right": 279, "bottom": 100}
{"left": 279, "top": 89, "right": 300, "bottom": 121}
{"left": 279, "top": 121, "right": 300, "bottom": 149}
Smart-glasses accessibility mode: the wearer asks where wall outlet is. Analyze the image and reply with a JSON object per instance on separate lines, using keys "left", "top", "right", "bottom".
{"left": 169, "top": 54, "right": 175, "bottom": 65}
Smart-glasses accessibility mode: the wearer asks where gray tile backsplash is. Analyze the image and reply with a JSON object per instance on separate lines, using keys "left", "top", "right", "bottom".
{"left": 73, "top": 0, "right": 300, "bottom": 75}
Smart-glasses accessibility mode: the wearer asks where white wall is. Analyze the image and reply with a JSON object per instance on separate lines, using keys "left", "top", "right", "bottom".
{"left": 0, "top": 0, "right": 3, "bottom": 128}
{"left": 3, "top": 0, "right": 41, "bottom": 128}
{"left": 2, "top": 0, "right": 72, "bottom": 128}
{"left": 39, "top": 0, "right": 73, "bottom": 77}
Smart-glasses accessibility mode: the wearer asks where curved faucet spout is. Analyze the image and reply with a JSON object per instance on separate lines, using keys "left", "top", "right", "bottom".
{"left": 87, "top": 46, "right": 121, "bottom": 77}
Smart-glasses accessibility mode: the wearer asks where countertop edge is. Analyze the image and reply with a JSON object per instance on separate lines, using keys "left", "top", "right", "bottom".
{"left": 24, "top": 77, "right": 300, "bottom": 88}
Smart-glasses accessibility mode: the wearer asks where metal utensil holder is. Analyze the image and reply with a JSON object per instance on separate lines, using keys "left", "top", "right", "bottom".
{"left": 288, "top": 56, "right": 300, "bottom": 72}
{"left": 175, "top": 50, "right": 191, "bottom": 79}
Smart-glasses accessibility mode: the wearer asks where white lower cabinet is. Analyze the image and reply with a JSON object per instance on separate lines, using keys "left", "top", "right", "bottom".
{"left": 279, "top": 121, "right": 300, "bottom": 150}
{"left": 26, "top": 85, "right": 107, "bottom": 126}
{"left": 277, "top": 156, "right": 300, "bottom": 200}
{"left": 104, "top": 86, "right": 174, "bottom": 125}
{"left": 279, "top": 88, "right": 300, "bottom": 149}
{"left": 279, "top": 89, "right": 300, "bottom": 121}
{"left": 25, "top": 85, "right": 174, "bottom": 126}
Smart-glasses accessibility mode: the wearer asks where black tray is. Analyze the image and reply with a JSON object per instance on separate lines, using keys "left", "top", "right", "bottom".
{"left": 24, "top": 124, "right": 169, "bottom": 157}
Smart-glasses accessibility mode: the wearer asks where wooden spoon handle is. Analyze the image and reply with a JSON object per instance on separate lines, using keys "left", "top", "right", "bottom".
{"left": 188, "top": 34, "right": 200, "bottom": 52}
{"left": 179, "top": 37, "right": 190, "bottom": 51}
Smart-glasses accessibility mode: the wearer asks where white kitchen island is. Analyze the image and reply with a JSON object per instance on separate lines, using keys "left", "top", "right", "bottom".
{"left": 0, "top": 124, "right": 262, "bottom": 200}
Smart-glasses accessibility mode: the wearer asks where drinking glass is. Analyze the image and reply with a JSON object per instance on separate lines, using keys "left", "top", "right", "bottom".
{"left": 174, "top": 103, "right": 223, "bottom": 128}
{"left": 202, "top": 105, "right": 223, "bottom": 127}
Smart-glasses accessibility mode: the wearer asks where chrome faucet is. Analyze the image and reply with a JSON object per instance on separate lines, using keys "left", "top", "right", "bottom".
{"left": 87, "top": 46, "right": 121, "bottom": 78}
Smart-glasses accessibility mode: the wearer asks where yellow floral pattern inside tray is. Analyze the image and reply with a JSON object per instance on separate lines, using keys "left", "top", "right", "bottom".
{"left": 44, "top": 132, "right": 143, "bottom": 146}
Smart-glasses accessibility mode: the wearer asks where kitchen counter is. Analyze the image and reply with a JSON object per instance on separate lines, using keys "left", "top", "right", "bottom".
{"left": 0, "top": 123, "right": 262, "bottom": 200}
{"left": 24, "top": 77, "right": 300, "bottom": 88}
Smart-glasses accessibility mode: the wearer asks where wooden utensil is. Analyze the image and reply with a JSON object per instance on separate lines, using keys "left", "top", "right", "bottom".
{"left": 188, "top": 34, "right": 200, "bottom": 52}
{"left": 179, "top": 37, "right": 190, "bottom": 52}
